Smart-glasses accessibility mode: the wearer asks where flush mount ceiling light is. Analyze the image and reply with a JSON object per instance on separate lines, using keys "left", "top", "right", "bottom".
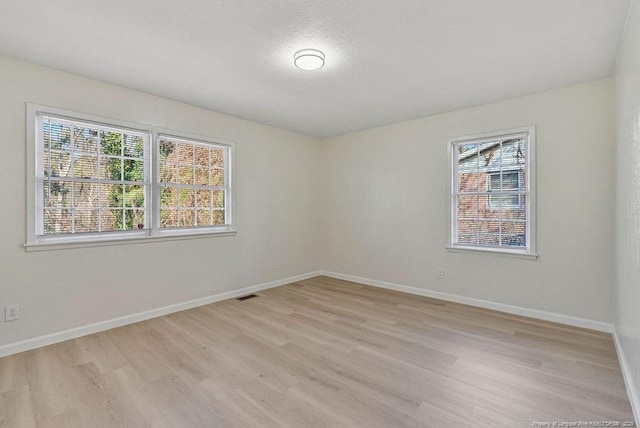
{"left": 294, "top": 49, "right": 325, "bottom": 71}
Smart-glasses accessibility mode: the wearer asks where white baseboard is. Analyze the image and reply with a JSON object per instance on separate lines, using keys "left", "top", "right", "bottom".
{"left": 0, "top": 271, "right": 321, "bottom": 358}
{"left": 321, "top": 271, "right": 613, "bottom": 333}
{"left": 613, "top": 328, "right": 640, "bottom": 426}
{"left": 0, "top": 270, "right": 614, "bottom": 358}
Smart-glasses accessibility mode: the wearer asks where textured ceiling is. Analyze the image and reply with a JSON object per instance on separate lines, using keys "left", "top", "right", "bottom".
{"left": 0, "top": 0, "right": 631, "bottom": 137}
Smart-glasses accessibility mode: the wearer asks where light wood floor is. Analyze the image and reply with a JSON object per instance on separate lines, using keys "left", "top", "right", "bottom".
{"left": 0, "top": 276, "right": 635, "bottom": 427}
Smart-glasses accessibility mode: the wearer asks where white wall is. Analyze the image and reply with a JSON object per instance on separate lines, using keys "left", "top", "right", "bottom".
{"left": 320, "top": 79, "right": 614, "bottom": 324}
{"left": 614, "top": 0, "right": 640, "bottom": 418}
{"left": 0, "top": 54, "right": 620, "bottom": 355}
{"left": 0, "top": 56, "right": 321, "bottom": 347}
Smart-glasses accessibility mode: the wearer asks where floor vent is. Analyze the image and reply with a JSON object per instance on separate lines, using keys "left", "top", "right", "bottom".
{"left": 237, "top": 294, "right": 258, "bottom": 301}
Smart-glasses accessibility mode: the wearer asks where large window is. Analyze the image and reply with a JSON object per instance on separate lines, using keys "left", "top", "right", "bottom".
{"left": 449, "top": 127, "right": 536, "bottom": 256}
{"left": 27, "top": 105, "right": 234, "bottom": 249}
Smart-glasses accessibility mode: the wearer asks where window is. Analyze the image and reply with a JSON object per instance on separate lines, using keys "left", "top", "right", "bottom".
{"left": 157, "top": 135, "right": 230, "bottom": 229}
{"left": 36, "top": 114, "right": 151, "bottom": 237}
{"left": 27, "top": 105, "right": 234, "bottom": 249}
{"left": 448, "top": 127, "right": 536, "bottom": 256}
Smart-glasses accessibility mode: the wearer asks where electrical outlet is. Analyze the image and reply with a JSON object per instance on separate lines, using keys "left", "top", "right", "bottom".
{"left": 272, "top": 260, "right": 279, "bottom": 269}
{"left": 437, "top": 268, "right": 444, "bottom": 279}
{"left": 5, "top": 304, "right": 20, "bottom": 321}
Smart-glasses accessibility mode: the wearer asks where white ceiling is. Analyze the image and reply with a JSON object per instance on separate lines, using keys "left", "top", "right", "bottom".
{"left": 0, "top": 0, "right": 631, "bottom": 137}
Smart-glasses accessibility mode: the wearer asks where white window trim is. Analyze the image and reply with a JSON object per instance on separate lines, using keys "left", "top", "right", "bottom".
{"left": 446, "top": 126, "right": 537, "bottom": 259}
{"left": 25, "top": 104, "right": 236, "bottom": 251}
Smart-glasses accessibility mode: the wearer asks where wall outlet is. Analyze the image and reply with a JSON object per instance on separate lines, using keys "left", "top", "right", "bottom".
{"left": 272, "top": 260, "right": 279, "bottom": 269}
{"left": 436, "top": 267, "right": 444, "bottom": 279}
{"left": 5, "top": 304, "right": 20, "bottom": 321}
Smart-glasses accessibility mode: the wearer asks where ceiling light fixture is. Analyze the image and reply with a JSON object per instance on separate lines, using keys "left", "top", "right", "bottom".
{"left": 294, "top": 49, "right": 325, "bottom": 71}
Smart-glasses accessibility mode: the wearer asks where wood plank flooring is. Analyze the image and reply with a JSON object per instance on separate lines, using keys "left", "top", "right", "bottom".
{"left": 0, "top": 276, "right": 635, "bottom": 427}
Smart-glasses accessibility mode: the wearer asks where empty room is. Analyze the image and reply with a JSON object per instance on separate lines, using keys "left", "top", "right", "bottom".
{"left": 1, "top": 0, "right": 639, "bottom": 426}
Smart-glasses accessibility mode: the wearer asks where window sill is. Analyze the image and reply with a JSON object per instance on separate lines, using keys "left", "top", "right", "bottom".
{"left": 25, "top": 229, "right": 237, "bottom": 252}
{"left": 446, "top": 245, "right": 538, "bottom": 260}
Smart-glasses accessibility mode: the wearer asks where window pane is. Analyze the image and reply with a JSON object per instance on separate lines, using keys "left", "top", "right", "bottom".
{"left": 195, "top": 167, "right": 209, "bottom": 185}
{"left": 197, "top": 189, "right": 211, "bottom": 207}
{"left": 176, "top": 143, "right": 193, "bottom": 165}
{"left": 478, "top": 141, "right": 501, "bottom": 171}
{"left": 194, "top": 146, "right": 209, "bottom": 166}
{"left": 159, "top": 163, "right": 176, "bottom": 183}
{"left": 180, "top": 188, "right": 195, "bottom": 208}
{"left": 457, "top": 219, "right": 478, "bottom": 245}
{"left": 44, "top": 180, "right": 72, "bottom": 207}
{"left": 100, "top": 156, "right": 121, "bottom": 180}
{"left": 101, "top": 184, "right": 124, "bottom": 208}
{"left": 161, "top": 187, "right": 179, "bottom": 208}
{"left": 161, "top": 208, "right": 178, "bottom": 228}
{"left": 457, "top": 195, "right": 478, "bottom": 220}
{"left": 501, "top": 221, "right": 526, "bottom": 247}
{"left": 104, "top": 209, "right": 144, "bottom": 231}
{"left": 179, "top": 209, "right": 195, "bottom": 227}
{"left": 101, "top": 209, "right": 121, "bottom": 232}
{"left": 49, "top": 123, "right": 72, "bottom": 150}
{"left": 196, "top": 209, "right": 211, "bottom": 226}
{"left": 213, "top": 209, "right": 225, "bottom": 225}
{"left": 177, "top": 166, "right": 194, "bottom": 184}
{"left": 502, "top": 138, "right": 527, "bottom": 169}
{"left": 124, "top": 185, "right": 145, "bottom": 208}
{"left": 101, "top": 131, "right": 123, "bottom": 156}
{"left": 123, "top": 159, "right": 144, "bottom": 181}
{"left": 73, "top": 154, "right": 98, "bottom": 179}
{"left": 213, "top": 190, "right": 225, "bottom": 208}
{"left": 44, "top": 209, "right": 72, "bottom": 234}
{"left": 159, "top": 140, "right": 175, "bottom": 163}
{"left": 457, "top": 143, "right": 478, "bottom": 192}
{"left": 478, "top": 194, "right": 495, "bottom": 217}
{"left": 478, "top": 220, "right": 500, "bottom": 246}
{"left": 211, "top": 148, "right": 224, "bottom": 168}
{"left": 500, "top": 196, "right": 526, "bottom": 219}
{"left": 210, "top": 168, "right": 224, "bottom": 186}
{"left": 44, "top": 151, "right": 71, "bottom": 178}
{"left": 124, "top": 135, "right": 144, "bottom": 158}
{"left": 74, "top": 182, "right": 99, "bottom": 208}
{"left": 73, "top": 127, "right": 99, "bottom": 153}
{"left": 74, "top": 209, "right": 99, "bottom": 233}
{"left": 124, "top": 209, "right": 145, "bottom": 230}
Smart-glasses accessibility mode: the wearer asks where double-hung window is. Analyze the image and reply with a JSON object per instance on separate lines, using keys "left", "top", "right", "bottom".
{"left": 36, "top": 114, "right": 150, "bottom": 237}
{"left": 157, "top": 135, "right": 231, "bottom": 230}
{"left": 448, "top": 126, "right": 536, "bottom": 256}
{"left": 27, "top": 105, "right": 234, "bottom": 249}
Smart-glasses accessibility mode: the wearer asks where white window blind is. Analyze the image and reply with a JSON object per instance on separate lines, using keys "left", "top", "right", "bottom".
{"left": 449, "top": 127, "right": 535, "bottom": 255}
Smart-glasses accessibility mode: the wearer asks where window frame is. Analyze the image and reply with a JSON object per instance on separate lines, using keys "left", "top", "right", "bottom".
{"left": 446, "top": 126, "right": 537, "bottom": 258}
{"left": 26, "top": 104, "right": 235, "bottom": 251}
